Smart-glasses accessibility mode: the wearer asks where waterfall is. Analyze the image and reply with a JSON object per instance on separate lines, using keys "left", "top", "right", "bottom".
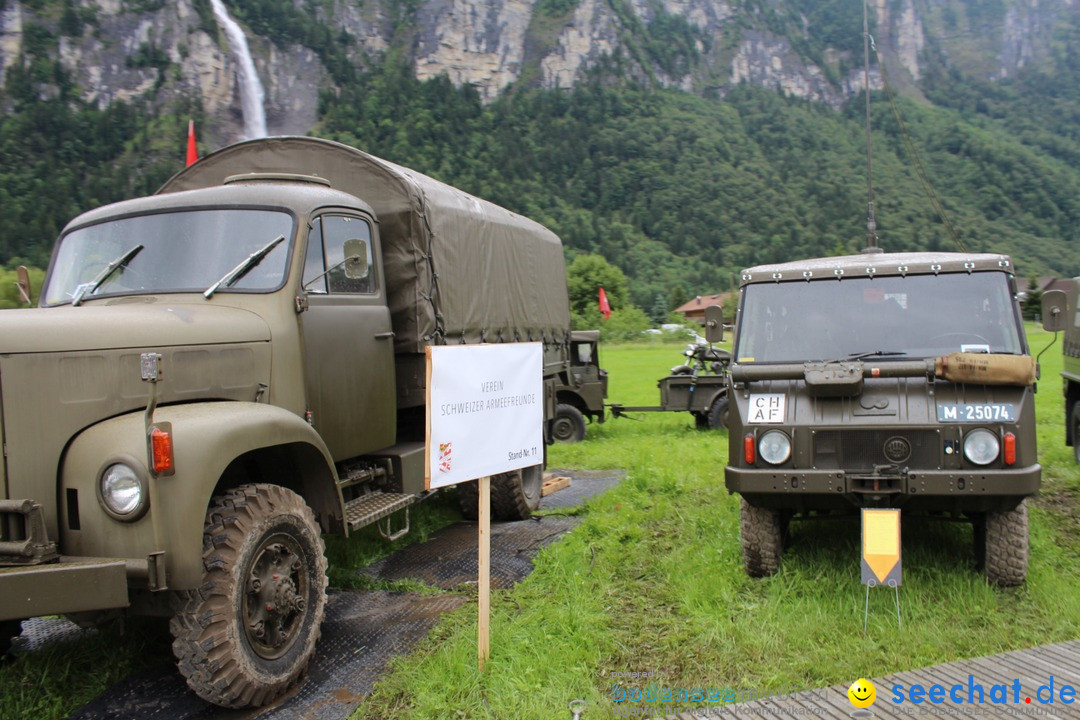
{"left": 209, "top": 0, "right": 267, "bottom": 140}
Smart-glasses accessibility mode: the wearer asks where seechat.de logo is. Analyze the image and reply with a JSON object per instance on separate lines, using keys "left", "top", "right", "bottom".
{"left": 848, "top": 678, "right": 877, "bottom": 717}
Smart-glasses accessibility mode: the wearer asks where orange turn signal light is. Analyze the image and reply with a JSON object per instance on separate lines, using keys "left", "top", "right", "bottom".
{"left": 744, "top": 434, "right": 756, "bottom": 465}
{"left": 151, "top": 426, "right": 174, "bottom": 476}
{"left": 1003, "top": 432, "right": 1016, "bottom": 466}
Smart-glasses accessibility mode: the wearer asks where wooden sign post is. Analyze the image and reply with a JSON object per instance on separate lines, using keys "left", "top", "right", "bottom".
{"left": 425, "top": 343, "right": 543, "bottom": 672}
{"left": 478, "top": 475, "right": 490, "bottom": 669}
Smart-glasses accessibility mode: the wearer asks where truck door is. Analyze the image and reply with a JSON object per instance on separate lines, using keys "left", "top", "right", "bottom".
{"left": 300, "top": 212, "right": 396, "bottom": 460}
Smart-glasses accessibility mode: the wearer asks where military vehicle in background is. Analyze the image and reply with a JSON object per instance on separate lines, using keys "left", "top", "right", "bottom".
{"left": 0, "top": 137, "right": 572, "bottom": 707}
{"left": 724, "top": 251, "right": 1040, "bottom": 587}
{"left": 609, "top": 306, "right": 731, "bottom": 430}
{"left": 551, "top": 330, "right": 608, "bottom": 442}
{"left": 1041, "top": 284, "right": 1080, "bottom": 461}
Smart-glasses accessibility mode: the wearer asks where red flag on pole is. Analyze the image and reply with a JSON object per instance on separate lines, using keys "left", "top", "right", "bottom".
{"left": 185, "top": 120, "right": 198, "bottom": 167}
{"left": 598, "top": 287, "right": 611, "bottom": 321}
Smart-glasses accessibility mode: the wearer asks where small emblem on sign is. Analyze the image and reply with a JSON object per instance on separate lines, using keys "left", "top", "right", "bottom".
{"left": 438, "top": 442, "right": 453, "bottom": 473}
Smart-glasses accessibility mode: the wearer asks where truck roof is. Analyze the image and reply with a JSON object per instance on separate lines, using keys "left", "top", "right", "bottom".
{"left": 158, "top": 137, "right": 571, "bottom": 353}
{"left": 739, "top": 251, "right": 1015, "bottom": 287}
{"left": 64, "top": 182, "right": 369, "bottom": 231}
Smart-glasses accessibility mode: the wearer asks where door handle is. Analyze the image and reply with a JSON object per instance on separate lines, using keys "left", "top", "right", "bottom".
{"left": 375, "top": 331, "right": 395, "bottom": 340}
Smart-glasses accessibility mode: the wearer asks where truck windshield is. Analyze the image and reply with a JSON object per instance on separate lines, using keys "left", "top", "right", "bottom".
{"left": 43, "top": 209, "right": 294, "bottom": 305}
{"left": 735, "top": 271, "right": 1024, "bottom": 363}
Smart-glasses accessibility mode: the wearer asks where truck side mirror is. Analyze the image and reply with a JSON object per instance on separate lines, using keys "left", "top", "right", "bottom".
{"left": 1042, "top": 289, "right": 1067, "bottom": 332}
{"left": 343, "top": 239, "right": 369, "bottom": 280}
{"left": 704, "top": 304, "right": 724, "bottom": 344}
{"left": 16, "top": 265, "right": 32, "bottom": 306}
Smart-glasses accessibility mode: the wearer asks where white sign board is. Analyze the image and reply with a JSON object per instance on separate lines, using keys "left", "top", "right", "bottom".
{"left": 748, "top": 393, "right": 786, "bottom": 423}
{"left": 425, "top": 343, "right": 543, "bottom": 489}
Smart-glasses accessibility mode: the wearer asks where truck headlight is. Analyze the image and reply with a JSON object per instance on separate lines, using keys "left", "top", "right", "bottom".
{"left": 758, "top": 430, "right": 792, "bottom": 465}
{"left": 963, "top": 429, "right": 1000, "bottom": 466}
{"left": 99, "top": 461, "right": 149, "bottom": 520}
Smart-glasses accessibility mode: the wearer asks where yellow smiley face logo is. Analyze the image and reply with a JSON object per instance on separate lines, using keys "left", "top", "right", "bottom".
{"left": 848, "top": 678, "right": 876, "bottom": 708}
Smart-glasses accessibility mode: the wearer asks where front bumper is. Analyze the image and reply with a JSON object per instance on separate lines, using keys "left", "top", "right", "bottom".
{"left": 725, "top": 464, "right": 1041, "bottom": 513}
{"left": 0, "top": 557, "right": 129, "bottom": 621}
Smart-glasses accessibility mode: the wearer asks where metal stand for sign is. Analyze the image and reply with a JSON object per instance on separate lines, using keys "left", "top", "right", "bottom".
{"left": 863, "top": 579, "right": 902, "bottom": 635}
{"left": 478, "top": 475, "right": 491, "bottom": 671}
{"left": 861, "top": 508, "right": 902, "bottom": 635}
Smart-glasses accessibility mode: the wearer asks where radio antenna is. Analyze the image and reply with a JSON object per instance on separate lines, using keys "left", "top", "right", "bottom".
{"left": 862, "top": 0, "right": 881, "bottom": 253}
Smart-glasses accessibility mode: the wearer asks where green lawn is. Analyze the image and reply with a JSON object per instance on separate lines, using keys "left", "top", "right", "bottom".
{"left": 350, "top": 326, "right": 1080, "bottom": 719}
{"left": 1, "top": 329, "right": 1076, "bottom": 719}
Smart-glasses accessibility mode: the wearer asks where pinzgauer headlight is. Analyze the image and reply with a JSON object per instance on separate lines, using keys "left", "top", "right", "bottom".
{"left": 758, "top": 430, "right": 792, "bottom": 465}
{"left": 963, "top": 429, "right": 1000, "bottom": 466}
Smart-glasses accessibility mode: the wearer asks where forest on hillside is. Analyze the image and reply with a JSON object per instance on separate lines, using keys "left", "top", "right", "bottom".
{"left": 1, "top": 0, "right": 1078, "bottom": 314}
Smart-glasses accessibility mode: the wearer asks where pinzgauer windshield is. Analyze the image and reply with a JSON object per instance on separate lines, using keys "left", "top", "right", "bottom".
{"left": 735, "top": 271, "right": 1023, "bottom": 363}
{"left": 43, "top": 209, "right": 295, "bottom": 305}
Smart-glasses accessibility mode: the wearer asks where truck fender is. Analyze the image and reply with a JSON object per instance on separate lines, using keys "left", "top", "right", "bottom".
{"left": 61, "top": 402, "right": 340, "bottom": 590}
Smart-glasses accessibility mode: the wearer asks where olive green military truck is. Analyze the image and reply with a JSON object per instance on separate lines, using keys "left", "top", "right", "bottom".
{"left": 551, "top": 330, "right": 608, "bottom": 442}
{"left": 1042, "top": 281, "right": 1080, "bottom": 462}
{"left": 0, "top": 137, "right": 571, "bottom": 707}
{"left": 725, "top": 251, "right": 1039, "bottom": 586}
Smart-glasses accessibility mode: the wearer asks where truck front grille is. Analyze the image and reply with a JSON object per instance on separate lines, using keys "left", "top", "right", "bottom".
{"left": 812, "top": 429, "right": 940, "bottom": 470}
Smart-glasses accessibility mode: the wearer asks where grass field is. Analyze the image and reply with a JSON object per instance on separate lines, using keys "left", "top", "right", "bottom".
{"left": 1, "top": 329, "right": 1077, "bottom": 719}
{"left": 349, "top": 327, "right": 1080, "bottom": 719}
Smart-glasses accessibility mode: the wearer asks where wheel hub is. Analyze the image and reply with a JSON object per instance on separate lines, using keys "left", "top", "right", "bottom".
{"left": 244, "top": 538, "right": 307, "bottom": 659}
{"left": 552, "top": 417, "right": 574, "bottom": 440}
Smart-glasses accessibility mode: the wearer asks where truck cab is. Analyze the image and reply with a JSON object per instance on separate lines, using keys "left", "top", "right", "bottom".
{"left": 552, "top": 330, "right": 608, "bottom": 442}
{"left": 1046, "top": 279, "right": 1080, "bottom": 462}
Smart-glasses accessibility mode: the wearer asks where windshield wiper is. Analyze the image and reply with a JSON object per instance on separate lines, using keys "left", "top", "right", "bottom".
{"left": 836, "top": 350, "right": 908, "bottom": 362}
{"left": 204, "top": 235, "right": 285, "bottom": 299}
{"left": 72, "top": 244, "right": 144, "bottom": 306}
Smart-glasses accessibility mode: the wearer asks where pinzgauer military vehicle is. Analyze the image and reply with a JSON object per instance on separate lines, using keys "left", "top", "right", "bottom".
{"left": 725, "top": 251, "right": 1039, "bottom": 586}
{"left": 0, "top": 137, "right": 571, "bottom": 707}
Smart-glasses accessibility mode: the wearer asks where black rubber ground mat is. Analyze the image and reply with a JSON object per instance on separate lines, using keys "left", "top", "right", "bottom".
{"left": 359, "top": 469, "right": 625, "bottom": 589}
{"left": 67, "top": 591, "right": 468, "bottom": 720}
{"left": 358, "top": 515, "right": 580, "bottom": 589}
{"left": 541, "top": 468, "right": 625, "bottom": 510}
{"left": 46, "top": 468, "right": 625, "bottom": 719}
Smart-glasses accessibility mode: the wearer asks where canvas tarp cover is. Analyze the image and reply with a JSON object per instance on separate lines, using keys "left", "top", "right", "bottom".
{"left": 159, "top": 136, "right": 570, "bottom": 354}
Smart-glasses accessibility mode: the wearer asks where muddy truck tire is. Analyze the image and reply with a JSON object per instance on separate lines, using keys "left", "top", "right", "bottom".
{"left": 492, "top": 465, "right": 543, "bottom": 520}
{"left": 740, "top": 498, "right": 783, "bottom": 577}
{"left": 980, "top": 500, "right": 1029, "bottom": 587}
{"left": 458, "top": 466, "right": 543, "bottom": 521}
{"left": 457, "top": 478, "right": 479, "bottom": 520}
{"left": 552, "top": 404, "right": 586, "bottom": 443}
{"left": 170, "top": 484, "right": 327, "bottom": 708}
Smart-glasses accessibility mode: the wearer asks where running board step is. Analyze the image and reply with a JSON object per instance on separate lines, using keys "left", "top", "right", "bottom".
{"left": 344, "top": 492, "right": 416, "bottom": 538}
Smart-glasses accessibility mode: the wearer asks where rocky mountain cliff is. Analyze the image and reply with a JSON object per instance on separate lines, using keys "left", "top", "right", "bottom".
{"left": 2, "top": 0, "right": 1076, "bottom": 147}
